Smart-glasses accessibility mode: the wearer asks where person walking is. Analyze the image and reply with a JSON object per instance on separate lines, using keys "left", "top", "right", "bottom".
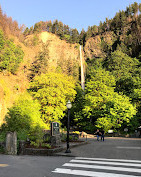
{"left": 95, "top": 129, "right": 100, "bottom": 141}
{"left": 101, "top": 129, "right": 105, "bottom": 141}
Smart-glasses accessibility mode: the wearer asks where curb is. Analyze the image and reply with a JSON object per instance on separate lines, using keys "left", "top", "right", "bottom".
{"left": 53, "top": 141, "right": 88, "bottom": 157}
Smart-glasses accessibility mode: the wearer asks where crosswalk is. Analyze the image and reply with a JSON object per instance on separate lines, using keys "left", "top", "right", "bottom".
{"left": 52, "top": 157, "right": 141, "bottom": 177}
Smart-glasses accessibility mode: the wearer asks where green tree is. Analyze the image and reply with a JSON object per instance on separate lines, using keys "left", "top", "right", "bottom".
{"left": 23, "top": 27, "right": 29, "bottom": 36}
{"left": 57, "top": 21, "right": 64, "bottom": 39}
{"left": 29, "top": 72, "right": 76, "bottom": 126}
{"left": 64, "top": 24, "right": 70, "bottom": 35}
{"left": 52, "top": 20, "right": 59, "bottom": 34}
{"left": 29, "top": 44, "right": 49, "bottom": 80}
{"left": 139, "top": 3, "right": 141, "bottom": 13}
{"left": 0, "top": 39, "right": 24, "bottom": 74}
{"left": 84, "top": 68, "right": 136, "bottom": 132}
{"left": 86, "top": 26, "right": 93, "bottom": 41}
{"left": 131, "top": 2, "right": 139, "bottom": 17}
{"left": 4, "top": 93, "right": 47, "bottom": 132}
{"left": 79, "top": 28, "right": 86, "bottom": 45}
{"left": 92, "top": 25, "right": 98, "bottom": 35}
{"left": 98, "top": 21, "right": 104, "bottom": 34}
{"left": 71, "top": 28, "right": 79, "bottom": 43}
{"left": 106, "top": 50, "right": 139, "bottom": 79}
{"left": 33, "top": 22, "right": 42, "bottom": 33}
{"left": 126, "top": 5, "right": 133, "bottom": 17}
{"left": 46, "top": 20, "right": 52, "bottom": 32}
{"left": 70, "top": 85, "right": 85, "bottom": 127}
{"left": 0, "top": 29, "right": 4, "bottom": 50}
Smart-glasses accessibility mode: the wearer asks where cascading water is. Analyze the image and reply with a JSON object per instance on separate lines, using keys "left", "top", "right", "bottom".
{"left": 80, "top": 45, "right": 85, "bottom": 91}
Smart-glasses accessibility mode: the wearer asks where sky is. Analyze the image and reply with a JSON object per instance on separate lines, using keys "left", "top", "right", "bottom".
{"left": 0, "top": 0, "right": 141, "bottom": 33}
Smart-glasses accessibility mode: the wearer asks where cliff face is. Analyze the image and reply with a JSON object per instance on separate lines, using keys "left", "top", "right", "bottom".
{"left": 84, "top": 31, "right": 116, "bottom": 59}
{"left": 0, "top": 32, "right": 80, "bottom": 124}
{"left": 39, "top": 32, "right": 80, "bottom": 71}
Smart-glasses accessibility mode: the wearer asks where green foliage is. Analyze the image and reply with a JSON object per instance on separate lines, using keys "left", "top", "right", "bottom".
{"left": 69, "top": 84, "right": 85, "bottom": 127}
{"left": 0, "top": 131, "right": 6, "bottom": 141}
{"left": 4, "top": 92, "right": 47, "bottom": 133}
{"left": 61, "top": 134, "right": 74, "bottom": 141}
{"left": 32, "top": 35, "right": 39, "bottom": 46}
{"left": 29, "top": 126, "right": 51, "bottom": 148}
{"left": 64, "top": 34, "right": 71, "bottom": 41}
{"left": 84, "top": 67, "right": 136, "bottom": 132}
{"left": 106, "top": 50, "right": 141, "bottom": 111}
{"left": 30, "top": 141, "right": 51, "bottom": 148}
{"left": 0, "top": 37, "right": 24, "bottom": 74}
{"left": 29, "top": 44, "right": 49, "bottom": 80}
{"left": 17, "top": 130, "right": 28, "bottom": 141}
{"left": 30, "top": 141, "right": 40, "bottom": 148}
{"left": 71, "top": 29, "right": 80, "bottom": 43}
{"left": 106, "top": 50, "right": 139, "bottom": 79}
{"left": 24, "top": 20, "right": 80, "bottom": 44}
{"left": 0, "top": 146, "right": 5, "bottom": 154}
{"left": 0, "top": 29, "right": 4, "bottom": 50}
{"left": 29, "top": 72, "right": 76, "bottom": 126}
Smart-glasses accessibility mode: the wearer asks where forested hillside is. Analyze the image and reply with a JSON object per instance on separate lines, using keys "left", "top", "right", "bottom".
{"left": 0, "top": 2, "right": 141, "bottom": 136}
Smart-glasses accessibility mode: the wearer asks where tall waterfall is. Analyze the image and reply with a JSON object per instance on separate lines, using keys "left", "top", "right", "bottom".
{"left": 80, "top": 45, "right": 85, "bottom": 90}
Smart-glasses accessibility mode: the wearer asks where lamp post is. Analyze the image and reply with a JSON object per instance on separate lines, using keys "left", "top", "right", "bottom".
{"left": 65, "top": 100, "right": 72, "bottom": 153}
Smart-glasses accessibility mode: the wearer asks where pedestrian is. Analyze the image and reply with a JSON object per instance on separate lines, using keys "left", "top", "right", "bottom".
{"left": 101, "top": 129, "right": 105, "bottom": 141}
{"left": 95, "top": 129, "right": 100, "bottom": 141}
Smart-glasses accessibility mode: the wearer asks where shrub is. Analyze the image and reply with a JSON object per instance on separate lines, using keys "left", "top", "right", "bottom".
{"left": 3, "top": 93, "right": 47, "bottom": 135}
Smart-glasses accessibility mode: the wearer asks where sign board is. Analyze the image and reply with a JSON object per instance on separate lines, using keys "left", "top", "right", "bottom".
{"left": 51, "top": 122, "right": 60, "bottom": 136}
{"left": 108, "top": 130, "right": 113, "bottom": 133}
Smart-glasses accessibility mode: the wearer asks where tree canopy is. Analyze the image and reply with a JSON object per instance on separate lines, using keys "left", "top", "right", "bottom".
{"left": 29, "top": 72, "right": 77, "bottom": 127}
{"left": 83, "top": 68, "right": 136, "bottom": 132}
{"left": 0, "top": 29, "right": 24, "bottom": 74}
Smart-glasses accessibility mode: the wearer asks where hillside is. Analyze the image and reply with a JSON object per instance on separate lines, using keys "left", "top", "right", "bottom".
{"left": 0, "top": 31, "right": 80, "bottom": 124}
{"left": 0, "top": 2, "right": 140, "bottom": 133}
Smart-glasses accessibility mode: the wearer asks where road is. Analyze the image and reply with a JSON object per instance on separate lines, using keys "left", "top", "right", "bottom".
{"left": 0, "top": 137, "right": 141, "bottom": 177}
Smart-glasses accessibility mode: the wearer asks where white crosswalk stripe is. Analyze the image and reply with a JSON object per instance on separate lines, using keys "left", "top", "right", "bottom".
{"left": 52, "top": 157, "right": 141, "bottom": 177}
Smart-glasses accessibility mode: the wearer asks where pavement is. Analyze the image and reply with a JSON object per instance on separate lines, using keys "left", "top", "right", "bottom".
{"left": 55, "top": 136, "right": 141, "bottom": 157}
{"left": 0, "top": 136, "right": 141, "bottom": 177}
{"left": 55, "top": 137, "right": 89, "bottom": 157}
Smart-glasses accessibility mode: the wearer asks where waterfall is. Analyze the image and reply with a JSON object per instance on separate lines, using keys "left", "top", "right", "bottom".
{"left": 80, "top": 45, "right": 85, "bottom": 90}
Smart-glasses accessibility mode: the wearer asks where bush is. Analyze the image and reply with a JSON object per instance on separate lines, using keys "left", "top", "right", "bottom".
{"left": 3, "top": 93, "right": 47, "bottom": 135}
{"left": 0, "top": 146, "right": 5, "bottom": 154}
{"left": 0, "top": 131, "right": 6, "bottom": 142}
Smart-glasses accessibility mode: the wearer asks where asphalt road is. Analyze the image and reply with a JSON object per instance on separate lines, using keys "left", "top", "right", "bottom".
{"left": 0, "top": 138, "right": 141, "bottom": 177}
{"left": 65, "top": 137, "right": 141, "bottom": 160}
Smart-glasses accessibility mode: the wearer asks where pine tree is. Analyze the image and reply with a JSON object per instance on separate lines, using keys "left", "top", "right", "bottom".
{"left": 57, "top": 21, "right": 64, "bottom": 39}
{"left": 131, "top": 2, "right": 139, "bottom": 17}
{"left": 79, "top": 28, "right": 86, "bottom": 45}
{"left": 46, "top": 20, "right": 52, "bottom": 32}
{"left": 64, "top": 25, "right": 70, "bottom": 35}
{"left": 98, "top": 21, "right": 104, "bottom": 33}
{"left": 139, "top": 3, "right": 141, "bottom": 13}
{"left": 52, "top": 20, "right": 58, "bottom": 34}
{"left": 86, "top": 26, "right": 92, "bottom": 41}
{"left": 71, "top": 28, "right": 79, "bottom": 43}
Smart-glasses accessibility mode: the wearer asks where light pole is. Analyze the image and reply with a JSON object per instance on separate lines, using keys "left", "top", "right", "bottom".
{"left": 65, "top": 100, "right": 72, "bottom": 153}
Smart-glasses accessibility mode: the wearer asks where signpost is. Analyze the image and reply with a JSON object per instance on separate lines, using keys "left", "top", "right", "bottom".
{"left": 51, "top": 122, "right": 60, "bottom": 136}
